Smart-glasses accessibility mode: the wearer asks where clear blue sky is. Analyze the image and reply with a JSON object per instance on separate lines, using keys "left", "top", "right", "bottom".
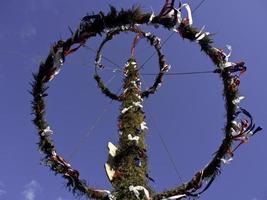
{"left": 0, "top": 0, "right": 267, "bottom": 200}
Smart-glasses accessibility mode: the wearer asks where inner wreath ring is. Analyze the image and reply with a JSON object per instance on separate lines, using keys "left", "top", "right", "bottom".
{"left": 93, "top": 27, "right": 170, "bottom": 101}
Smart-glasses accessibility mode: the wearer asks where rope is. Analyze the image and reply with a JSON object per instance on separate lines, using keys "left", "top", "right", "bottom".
{"left": 142, "top": 70, "right": 215, "bottom": 76}
{"left": 68, "top": 74, "right": 118, "bottom": 160}
{"left": 145, "top": 103, "right": 183, "bottom": 183}
{"left": 83, "top": 44, "right": 122, "bottom": 70}
{"left": 84, "top": 46, "right": 215, "bottom": 77}
{"left": 139, "top": 32, "right": 174, "bottom": 69}
{"left": 141, "top": 75, "right": 183, "bottom": 183}
{"left": 192, "top": 0, "right": 208, "bottom": 13}
{"left": 140, "top": 0, "right": 209, "bottom": 69}
{"left": 84, "top": 42, "right": 216, "bottom": 78}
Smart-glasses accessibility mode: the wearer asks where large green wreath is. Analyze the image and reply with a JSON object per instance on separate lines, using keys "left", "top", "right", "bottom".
{"left": 31, "top": 1, "right": 261, "bottom": 199}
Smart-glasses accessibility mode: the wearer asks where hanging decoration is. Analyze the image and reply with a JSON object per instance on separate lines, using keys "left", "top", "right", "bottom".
{"left": 31, "top": 0, "right": 262, "bottom": 199}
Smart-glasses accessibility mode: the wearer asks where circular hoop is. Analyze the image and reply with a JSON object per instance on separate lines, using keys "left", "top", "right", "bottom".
{"left": 94, "top": 27, "right": 170, "bottom": 101}
{"left": 31, "top": 5, "right": 260, "bottom": 200}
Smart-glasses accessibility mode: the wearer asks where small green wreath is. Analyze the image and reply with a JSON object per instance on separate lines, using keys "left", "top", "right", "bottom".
{"left": 94, "top": 26, "right": 170, "bottom": 100}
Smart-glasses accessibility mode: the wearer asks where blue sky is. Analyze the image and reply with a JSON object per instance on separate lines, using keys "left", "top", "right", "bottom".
{"left": 0, "top": 0, "right": 267, "bottom": 200}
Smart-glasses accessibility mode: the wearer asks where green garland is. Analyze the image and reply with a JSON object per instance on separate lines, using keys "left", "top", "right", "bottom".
{"left": 94, "top": 26, "right": 169, "bottom": 100}
{"left": 93, "top": 27, "right": 170, "bottom": 199}
{"left": 31, "top": 3, "right": 261, "bottom": 200}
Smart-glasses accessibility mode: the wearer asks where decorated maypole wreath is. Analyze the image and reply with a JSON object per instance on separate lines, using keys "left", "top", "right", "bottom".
{"left": 31, "top": 1, "right": 262, "bottom": 199}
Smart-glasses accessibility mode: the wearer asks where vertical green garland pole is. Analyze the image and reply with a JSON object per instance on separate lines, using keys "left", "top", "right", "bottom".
{"left": 113, "top": 58, "right": 149, "bottom": 199}
{"left": 94, "top": 29, "right": 169, "bottom": 199}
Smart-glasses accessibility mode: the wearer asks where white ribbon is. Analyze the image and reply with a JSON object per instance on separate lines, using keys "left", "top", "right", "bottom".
{"left": 134, "top": 94, "right": 143, "bottom": 101}
{"left": 128, "top": 134, "right": 140, "bottom": 143}
{"left": 129, "top": 185, "right": 150, "bottom": 200}
{"left": 124, "top": 71, "right": 129, "bottom": 76}
{"left": 140, "top": 121, "right": 148, "bottom": 130}
{"left": 169, "top": 3, "right": 192, "bottom": 31}
{"left": 53, "top": 48, "right": 64, "bottom": 76}
{"left": 162, "top": 194, "right": 186, "bottom": 200}
{"left": 223, "top": 61, "right": 235, "bottom": 68}
{"left": 133, "top": 102, "right": 143, "bottom": 108}
{"left": 121, "top": 106, "right": 133, "bottom": 114}
{"left": 95, "top": 190, "right": 116, "bottom": 200}
{"left": 104, "top": 163, "right": 115, "bottom": 181}
{"left": 232, "top": 96, "right": 245, "bottom": 105}
{"left": 195, "top": 26, "right": 210, "bottom": 41}
{"left": 225, "top": 45, "right": 232, "bottom": 60}
{"left": 123, "top": 88, "right": 128, "bottom": 94}
{"left": 161, "top": 64, "right": 171, "bottom": 72}
{"left": 179, "top": 3, "right": 193, "bottom": 26}
{"left": 148, "top": 11, "right": 155, "bottom": 23}
{"left": 145, "top": 32, "right": 152, "bottom": 37}
{"left": 95, "top": 54, "right": 102, "bottom": 67}
{"left": 130, "top": 61, "right": 137, "bottom": 66}
{"left": 125, "top": 62, "right": 130, "bottom": 67}
{"left": 41, "top": 126, "right": 53, "bottom": 136}
{"left": 230, "top": 120, "right": 242, "bottom": 136}
{"left": 221, "top": 157, "right": 233, "bottom": 164}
